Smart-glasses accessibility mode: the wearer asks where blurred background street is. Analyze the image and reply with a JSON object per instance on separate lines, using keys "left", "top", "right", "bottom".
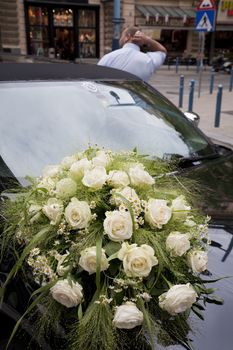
{"left": 149, "top": 66, "right": 233, "bottom": 148}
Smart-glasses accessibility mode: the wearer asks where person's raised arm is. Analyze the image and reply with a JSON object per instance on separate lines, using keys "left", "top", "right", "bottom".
{"left": 132, "top": 31, "right": 167, "bottom": 54}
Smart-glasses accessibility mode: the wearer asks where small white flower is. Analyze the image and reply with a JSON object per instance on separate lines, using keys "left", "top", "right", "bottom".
{"left": 145, "top": 198, "right": 172, "bottom": 229}
{"left": 187, "top": 250, "right": 208, "bottom": 273}
{"left": 104, "top": 210, "right": 133, "bottom": 242}
{"left": 42, "top": 198, "right": 64, "bottom": 225}
{"left": 166, "top": 231, "right": 190, "bottom": 257}
{"left": 82, "top": 166, "right": 107, "bottom": 189}
{"left": 56, "top": 252, "right": 70, "bottom": 276}
{"left": 65, "top": 197, "right": 91, "bottom": 229}
{"left": 50, "top": 279, "right": 83, "bottom": 308}
{"left": 159, "top": 283, "right": 197, "bottom": 315}
{"left": 129, "top": 163, "right": 155, "bottom": 187}
{"left": 79, "top": 246, "right": 109, "bottom": 274}
{"left": 56, "top": 178, "right": 77, "bottom": 199}
{"left": 113, "top": 302, "right": 143, "bottom": 329}
{"left": 37, "top": 177, "right": 56, "bottom": 193}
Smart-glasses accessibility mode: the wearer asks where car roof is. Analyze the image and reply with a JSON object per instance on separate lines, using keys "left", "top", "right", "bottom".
{"left": 0, "top": 63, "right": 141, "bottom": 82}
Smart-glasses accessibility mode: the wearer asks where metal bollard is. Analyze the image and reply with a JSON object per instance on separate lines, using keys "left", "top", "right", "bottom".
{"left": 214, "top": 85, "right": 223, "bottom": 128}
{"left": 210, "top": 70, "right": 215, "bottom": 94}
{"left": 179, "top": 75, "right": 184, "bottom": 108}
{"left": 175, "top": 57, "right": 179, "bottom": 73}
{"left": 188, "top": 80, "right": 195, "bottom": 112}
{"left": 229, "top": 67, "right": 233, "bottom": 92}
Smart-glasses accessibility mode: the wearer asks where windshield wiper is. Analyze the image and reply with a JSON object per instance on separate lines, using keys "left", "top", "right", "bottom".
{"left": 164, "top": 152, "right": 221, "bottom": 168}
{"left": 178, "top": 152, "right": 221, "bottom": 167}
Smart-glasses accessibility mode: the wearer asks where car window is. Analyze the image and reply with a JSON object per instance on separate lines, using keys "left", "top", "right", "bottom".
{"left": 0, "top": 80, "right": 213, "bottom": 183}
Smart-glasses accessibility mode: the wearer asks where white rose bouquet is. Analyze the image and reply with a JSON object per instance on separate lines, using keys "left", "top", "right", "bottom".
{"left": 0, "top": 147, "right": 221, "bottom": 350}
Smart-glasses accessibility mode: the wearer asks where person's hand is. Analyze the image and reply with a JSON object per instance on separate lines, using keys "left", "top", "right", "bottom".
{"left": 132, "top": 31, "right": 148, "bottom": 47}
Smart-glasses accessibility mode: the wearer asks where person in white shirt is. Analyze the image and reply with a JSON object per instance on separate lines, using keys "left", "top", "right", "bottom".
{"left": 98, "top": 26, "right": 167, "bottom": 82}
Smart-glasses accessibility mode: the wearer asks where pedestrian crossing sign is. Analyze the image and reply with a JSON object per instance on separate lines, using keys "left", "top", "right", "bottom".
{"left": 195, "top": 9, "right": 215, "bottom": 32}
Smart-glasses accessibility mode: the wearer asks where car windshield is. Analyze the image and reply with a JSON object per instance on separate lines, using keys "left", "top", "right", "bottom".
{"left": 0, "top": 80, "right": 214, "bottom": 184}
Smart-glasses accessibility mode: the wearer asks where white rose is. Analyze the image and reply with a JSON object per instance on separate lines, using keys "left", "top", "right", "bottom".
{"left": 50, "top": 279, "right": 83, "bottom": 308}
{"left": 28, "top": 204, "right": 42, "bottom": 223}
{"left": 65, "top": 197, "right": 91, "bottom": 229}
{"left": 82, "top": 166, "right": 107, "bottom": 189}
{"left": 129, "top": 164, "right": 155, "bottom": 187}
{"left": 159, "top": 283, "right": 197, "bottom": 315}
{"left": 42, "top": 198, "right": 64, "bottom": 225}
{"left": 37, "top": 177, "right": 55, "bottom": 193}
{"left": 166, "top": 231, "right": 190, "bottom": 257}
{"left": 171, "top": 195, "right": 191, "bottom": 220}
{"left": 187, "top": 250, "right": 208, "bottom": 273}
{"left": 118, "top": 242, "right": 158, "bottom": 278}
{"left": 42, "top": 165, "right": 61, "bottom": 178}
{"left": 92, "top": 150, "right": 111, "bottom": 167}
{"left": 69, "top": 158, "right": 92, "bottom": 180}
{"left": 114, "top": 186, "right": 142, "bottom": 216}
{"left": 61, "top": 155, "right": 77, "bottom": 169}
{"left": 113, "top": 302, "right": 143, "bottom": 329}
{"left": 107, "top": 170, "right": 130, "bottom": 188}
{"left": 145, "top": 199, "right": 172, "bottom": 229}
{"left": 79, "top": 246, "right": 109, "bottom": 274}
{"left": 56, "top": 178, "right": 77, "bottom": 199}
{"left": 56, "top": 252, "right": 70, "bottom": 276}
{"left": 104, "top": 210, "right": 133, "bottom": 242}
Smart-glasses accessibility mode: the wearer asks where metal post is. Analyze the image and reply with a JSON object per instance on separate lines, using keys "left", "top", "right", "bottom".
{"left": 210, "top": 70, "right": 215, "bottom": 94}
{"left": 179, "top": 75, "right": 184, "bottom": 108}
{"left": 112, "top": 0, "right": 121, "bottom": 51}
{"left": 188, "top": 80, "right": 195, "bottom": 112}
{"left": 198, "top": 32, "right": 205, "bottom": 98}
{"left": 175, "top": 57, "right": 179, "bottom": 73}
{"left": 229, "top": 67, "right": 233, "bottom": 92}
{"left": 214, "top": 85, "right": 223, "bottom": 127}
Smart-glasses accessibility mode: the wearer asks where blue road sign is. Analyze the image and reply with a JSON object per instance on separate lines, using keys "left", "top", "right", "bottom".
{"left": 195, "top": 9, "right": 215, "bottom": 32}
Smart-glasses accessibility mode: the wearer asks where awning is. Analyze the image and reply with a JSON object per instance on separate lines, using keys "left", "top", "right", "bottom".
{"left": 136, "top": 5, "right": 196, "bottom": 19}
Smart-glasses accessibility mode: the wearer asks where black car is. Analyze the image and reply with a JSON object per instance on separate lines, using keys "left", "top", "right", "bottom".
{"left": 0, "top": 63, "right": 233, "bottom": 350}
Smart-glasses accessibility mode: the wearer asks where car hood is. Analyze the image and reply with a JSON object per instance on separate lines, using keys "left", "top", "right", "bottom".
{"left": 182, "top": 150, "right": 233, "bottom": 225}
{"left": 156, "top": 225, "right": 233, "bottom": 350}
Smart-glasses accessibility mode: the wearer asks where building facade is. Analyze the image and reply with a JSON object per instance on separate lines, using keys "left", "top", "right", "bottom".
{"left": 0, "top": 0, "right": 232, "bottom": 60}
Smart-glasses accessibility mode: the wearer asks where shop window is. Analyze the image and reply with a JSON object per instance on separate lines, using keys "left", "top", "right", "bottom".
{"left": 53, "top": 8, "right": 73, "bottom": 27}
{"left": 78, "top": 9, "right": 97, "bottom": 58}
{"left": 28, "top": 6, "right": 49, "bottom": 56}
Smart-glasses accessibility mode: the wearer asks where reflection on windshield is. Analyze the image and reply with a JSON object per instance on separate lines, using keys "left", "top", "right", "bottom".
{"left": 0, "top": 80, "right": 212, "bottom": 180}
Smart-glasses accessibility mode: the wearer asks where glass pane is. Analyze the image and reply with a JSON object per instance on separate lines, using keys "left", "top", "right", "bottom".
{"left": 28, "top": 6, "right": 48, "bottom": 25}
{"left": 53, "top": 8, "right": 73, "bottom": 27}
{"left": 79, "top": 43, "right": 96, "bottom": 58}
{"left": 29, "top": 27, "right": 49, "bottom": 56}
{"left": 78, "top": 9, "right": 96, "bottom": 27}
{"left": 79, "top": 29, "right": 96, "bottom": 43}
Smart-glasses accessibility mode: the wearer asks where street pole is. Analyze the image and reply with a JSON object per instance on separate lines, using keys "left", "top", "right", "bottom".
{"left": 209, "top": 0, "right": 219, "bottom": 65}
{"left": 112, "top": 0, "right": 121, "bottom": 51}
{"left": 198, "top": 32, "right": 205, "bottom": 98}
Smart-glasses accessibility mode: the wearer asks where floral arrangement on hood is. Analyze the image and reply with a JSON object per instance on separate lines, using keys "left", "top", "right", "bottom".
{"left": 0, "top": 148, "right": 221, "bottom": 350}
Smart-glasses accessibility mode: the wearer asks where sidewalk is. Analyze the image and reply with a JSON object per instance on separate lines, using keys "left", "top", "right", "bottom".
{"left": 149, "top": 66, "right": 233, "bottom": 149}
{"left": 181, "top": 90, "right": 233, "bottom": 148}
